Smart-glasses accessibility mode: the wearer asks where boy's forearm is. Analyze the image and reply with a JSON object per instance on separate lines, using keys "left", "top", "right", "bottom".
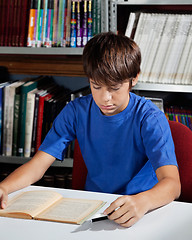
{"left": 139, "top": 176, "right": 181, "bottom": 213}
{"left": 0, "top": 151, "right": 56, "bottom": 194}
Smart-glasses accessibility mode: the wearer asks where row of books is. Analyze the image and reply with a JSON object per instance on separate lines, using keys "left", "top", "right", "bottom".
{"left": 0, "top": 76, "right": 90, "bottom": 158}
{"left": 165, "top": 106, "right": 192, "bottom": 131}
{"left": 0, "top": 0, "right": 102, "bottom": 48}
{"left": 125, "top": 12, "right": 192, "bottom": 85}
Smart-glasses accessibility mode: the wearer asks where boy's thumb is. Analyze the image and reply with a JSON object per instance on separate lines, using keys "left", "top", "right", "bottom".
{"left": 1, "top": 194, "right": 8, "bottom": 209}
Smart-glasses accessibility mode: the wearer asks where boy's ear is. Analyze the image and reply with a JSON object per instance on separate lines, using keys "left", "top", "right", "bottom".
{"left": 132, "top": 73, "right": 139, "bottom": 87}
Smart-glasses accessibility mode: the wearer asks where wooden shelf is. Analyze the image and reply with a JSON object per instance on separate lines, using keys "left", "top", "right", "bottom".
{"left": 0, "top": 54, "right": 85, "bottom": 76}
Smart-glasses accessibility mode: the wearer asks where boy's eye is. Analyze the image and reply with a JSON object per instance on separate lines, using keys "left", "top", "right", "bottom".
{"left": 93, "top": 85, "right": 101, "bottom": 90}
{"left": 110, "top": 87, "right": 120, "bottom": 91}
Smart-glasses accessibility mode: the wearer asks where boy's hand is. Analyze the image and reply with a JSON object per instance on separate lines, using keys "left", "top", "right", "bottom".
{"left": 103, "top": 194, "right": 149, "bottom": 228}
{"left": 0, "top": 186, "right": 8, "bottom": 209}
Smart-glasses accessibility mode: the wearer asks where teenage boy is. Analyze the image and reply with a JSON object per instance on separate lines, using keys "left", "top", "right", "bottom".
{"left": 0, "top": 32, "right": 180, "bottom": 227}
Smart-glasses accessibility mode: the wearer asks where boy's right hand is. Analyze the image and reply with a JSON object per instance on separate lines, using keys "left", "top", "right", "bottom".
{"left": 0, "top": 186, "right": 8, "bottom": 209}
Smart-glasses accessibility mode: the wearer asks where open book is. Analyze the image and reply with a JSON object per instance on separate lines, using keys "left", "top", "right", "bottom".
{"left": 0, "top": 190, "right": 105, "bottom": 224}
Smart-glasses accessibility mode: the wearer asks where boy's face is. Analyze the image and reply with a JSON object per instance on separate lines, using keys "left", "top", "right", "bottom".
{"left": 90, "top": 79, "right": 131, "bottom": 116}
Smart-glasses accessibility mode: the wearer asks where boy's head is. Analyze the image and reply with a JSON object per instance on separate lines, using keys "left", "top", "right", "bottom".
{"left": 82, "top": 32, "right": 141, "bottom": 88}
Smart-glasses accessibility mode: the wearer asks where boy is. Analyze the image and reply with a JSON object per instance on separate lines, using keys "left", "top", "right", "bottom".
{"left": 0, "top": 32, "right": 180, "bottom": 227}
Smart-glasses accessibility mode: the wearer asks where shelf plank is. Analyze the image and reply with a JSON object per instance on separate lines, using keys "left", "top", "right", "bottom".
{"left": 0, "top": 47, "right": 84, "bottom": 55}
{"left": 0, "top": 156, "right": 73, "bottom": 168}
{"left": 133, "top": 83, "right": 192, "bottom": 93}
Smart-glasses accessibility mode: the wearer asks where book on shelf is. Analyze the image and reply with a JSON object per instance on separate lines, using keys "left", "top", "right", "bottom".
{"left": 17, "top": 76, "right": 49, "bottom": 157}
{"left": 57, "top": 0, "right": 66, "bottom": 47}
{"left": 87, "top": 0, "right": 92, "bottom": 41}
{"left": 141, "top": 14, "right": 167, "bottom": 83}
{"left": 175, "top": 18, "right": 192, "bottom": 85}
{"left": 15, "top": 0, "right": 22, "bottom": 46}
{"left": 2, "top": 80, "right": 27, "bottom": 156}
{"left": 24, "top": 88, "right": 38, "bottom": 157}
{"left": 0, "top": 190, "right": 105, "bottom": 224}
{"left": 46, "top": 0, "right": 54, "bottom": 47}
{"left": 65, "top": 0, "right": 72, "bottom": 47}
{"left": 70, "top": 0, "right": 77, "bottom": 47}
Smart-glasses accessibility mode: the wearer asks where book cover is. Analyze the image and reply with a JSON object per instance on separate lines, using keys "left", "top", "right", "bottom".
{"left": 36, "top": 90, "right": 53, "bottom": 152}
{"left": 30, "top": 91, "right": 40, "bottom": 157}
{"left": 41, "top": 0, "right": 48, "bottom": 47}
{"left": 65, "top": 0, "right": 72, "bottom": 47}
{"left": 36, "top": 0, "right": 44, "bottom": 47}
{"left": 82, "top": 0, "right": 87, "bottom": 47}
{"left": 52, "top": 0, "right": 59, "bottom": 46}
{"left": 15, "top": 0, "right": 22, "bottom": 46}
{"left": 76, "top": 0, "right": 82, "bottom": 47}
{"left": 70, "top": 0, "right": 77, "bottom": 47}
{"left": 46, "top": 0, "right": 54, "bottom": 48}
{"left": 27, "top": 0, "right": 36, "bottom": 47}
{"left": 87, "top": 0, "right": 92, "bottom": 41}
{"left": 0, "top": 190, "right": 105, "bottom": 225}
{"left": 24, "top": 88, "right": 37, "bottom": 157}
{"left": 57, "top": 0, "right": 66, "bottom": 47}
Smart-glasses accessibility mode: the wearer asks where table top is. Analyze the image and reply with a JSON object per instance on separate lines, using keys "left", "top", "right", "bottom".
{"left": 1, "top": 185, "right": 192, "bottom": 240}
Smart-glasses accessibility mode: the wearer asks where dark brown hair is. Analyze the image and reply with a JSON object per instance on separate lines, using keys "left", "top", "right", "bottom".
{"left": 82, "top": 32, "right": 141, "bottom": 86}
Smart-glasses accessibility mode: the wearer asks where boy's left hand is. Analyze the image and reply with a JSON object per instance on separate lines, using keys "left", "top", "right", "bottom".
{"left": 103, "top": 194, "right": 149, "bottom": 228}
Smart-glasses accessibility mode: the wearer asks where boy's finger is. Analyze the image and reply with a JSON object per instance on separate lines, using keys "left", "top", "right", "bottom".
{"left": 1, "top": 194, "right": 8, "bottom": 209}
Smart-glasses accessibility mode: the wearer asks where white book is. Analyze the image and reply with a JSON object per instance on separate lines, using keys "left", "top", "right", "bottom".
{"left": 175, "top": 17, "right": 192, "bottom": 85}
{"left": 139, "top": 13, "right": 157, "bottom": 79}
{"left": 148, "top": 14, "right": 176, "bottom": 83}
{"left": 133, "top": 13, "right": 147, "bottom": 46}
{"left": 24, "top": 88, "right": 37, "bottom": 157}
{"left": 125, "top": 12, "right": 140, "bottom": 38}
{"left": 2, "top": 80, "right": 26, "bottom": 156}
{"left": 159, "top": 14, "right": 191, "bottom": 84}
{"left": 181, "top": 45, "right": 192, "bottom": 85}
{"left": 141, "top": 14, "right": 167, "bottom": 83}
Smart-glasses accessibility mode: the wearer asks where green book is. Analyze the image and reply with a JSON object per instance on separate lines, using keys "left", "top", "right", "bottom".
{"left": 17, "top": 76, "right": 48, "bottom": 156}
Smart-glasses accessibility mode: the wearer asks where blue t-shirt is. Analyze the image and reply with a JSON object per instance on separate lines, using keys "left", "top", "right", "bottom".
{"left": 39, "top": 92, "right": 177, "bottom": 195}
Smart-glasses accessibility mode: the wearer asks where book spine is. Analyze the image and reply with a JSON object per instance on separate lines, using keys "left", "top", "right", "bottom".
{"left": 15, "top": 0, "right": 22, "bottom": 46}
{"left": 0, "top": 0, "right": 7, "bottom": 46}
{"left": 70, "top": 0, "right": 76, "bottom": 47}
{"left": 12, "top": 94, "right": 20, "bottom": 156}
{"left": 57, "top": 0, "right": 65, "bottom": 47}
{"left": 96, "top": 0, "right": 101, "bottom": 34}
{"left": 82, "top": 0, "right": 87, "bottom": 47}
{"left": 30, "top": 93, "right": 39, "bottom": 157}
{"left": 76, "top": 0, "right": 82, "bottom": 47}
{"left": 36, "top": 94, "right": 52, "bottom": 152}
{"left": 4, "top": 0, "right": 11, "bottom": 46}
{"left": 8, "top": 0, "right": 14, "bottom": 46}
{"left": 65, "top": 0, "right": 71, "bottom": 47}
{"left": 52, "top": 0, "right": 59, "bottom": 46}
{"left": 2, "top": 85, "right": 9, "bottom": 155}
{"left": 87, "top": 0, "right": 92, "bottom": 41}
{"left": 24, "top": 92, "right": 36, "bottom": 157}
{"left": 19, "top": 0, "right": 29, "bottom": 47}
{"left": 36, "top": 0, "right": 44, "bottom": 47}
{"left": 92, "top": 0, "right": 97, "bottom": 36}
{"left": 41, "top": 0, "right": 48, "bottom": 47}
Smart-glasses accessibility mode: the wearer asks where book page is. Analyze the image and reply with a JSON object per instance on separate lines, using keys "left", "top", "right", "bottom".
{"left": 0, "top": 190, "right": 62, "bottom": 219}
{"left": 36, "top": 198, "right": 105, "bottom": 224}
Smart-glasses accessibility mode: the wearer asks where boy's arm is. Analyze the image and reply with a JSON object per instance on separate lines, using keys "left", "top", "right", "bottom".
{"left": 0, "top": 150, "right": 56, "bottom": 209}
{"left": 104, "top": 165, "right": 181, "bottom": 228}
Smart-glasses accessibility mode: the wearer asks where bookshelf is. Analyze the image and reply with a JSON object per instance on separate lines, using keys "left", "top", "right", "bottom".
{"left": 0, "top": 0, "right": 192, "bottom": 173}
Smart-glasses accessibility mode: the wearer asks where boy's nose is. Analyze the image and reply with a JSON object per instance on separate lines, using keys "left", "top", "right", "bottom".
{"left": 103, "top": 90, "right": 112, "bottom": 102}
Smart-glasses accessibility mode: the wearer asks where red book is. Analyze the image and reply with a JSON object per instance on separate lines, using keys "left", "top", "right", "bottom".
{"left": 15, "top": 0, "right": 22, "bottom": 46}
{"left": 4, "top": 0, "right": 11, "bottom": 46}
{"left": 8, "top": 0, "right": 15, "bottom": 46}
{"left": 35, "top": 92, "right": 52, "bottom": 152}
{"left": 20, "top": 0, "right": 30, "bottom": 47}
{"left": 11, "top": 0, "right": 19, "bottom": 46}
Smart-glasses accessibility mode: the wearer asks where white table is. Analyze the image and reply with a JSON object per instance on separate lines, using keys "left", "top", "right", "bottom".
{"left": 1, "top": 185, "right": 192, "bottom": 240}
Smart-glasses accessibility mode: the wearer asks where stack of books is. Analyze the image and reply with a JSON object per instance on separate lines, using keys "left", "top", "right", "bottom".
{"left": 125, "top": 12, "right": 192, "bottom": 85}
{"left": 0, "top": 0, "right": 102, "bottom": 48}
{"left": 0, "top": 76, "right": 90, "bottom": 158}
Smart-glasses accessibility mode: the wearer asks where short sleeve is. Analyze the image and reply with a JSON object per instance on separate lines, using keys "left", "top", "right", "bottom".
{"left": 141, "top": 109, "right": 177, "bottom": 171}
